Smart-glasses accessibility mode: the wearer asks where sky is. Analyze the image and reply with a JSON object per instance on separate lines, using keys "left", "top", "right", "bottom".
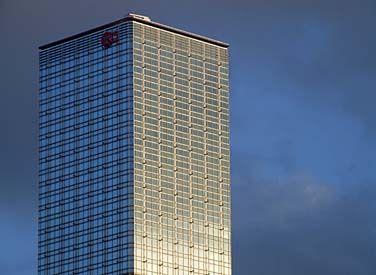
{"left": 1, "top": 0, "right": 376, "bottom": 274}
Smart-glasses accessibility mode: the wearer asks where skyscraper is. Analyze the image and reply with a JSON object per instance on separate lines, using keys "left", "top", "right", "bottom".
{"left": 39, "top": 14, "right": 230, "bottom": 275}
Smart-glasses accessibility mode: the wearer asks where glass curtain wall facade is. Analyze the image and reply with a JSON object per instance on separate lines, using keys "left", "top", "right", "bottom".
{"left": 132, "top": 22, "right": 230, "bottom": 275}
{"left": 39, "top": 15, "right": 230, "bottom": 275}
{"left": 39, "top": 22, "right": 134, "bottom": 275}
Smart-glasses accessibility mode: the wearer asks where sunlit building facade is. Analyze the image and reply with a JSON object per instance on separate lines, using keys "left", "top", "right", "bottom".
{"left": 39, "top": 14, "right": 230, "bottom": 275}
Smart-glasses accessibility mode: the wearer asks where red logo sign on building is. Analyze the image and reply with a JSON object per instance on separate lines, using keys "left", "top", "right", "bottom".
{"left": 101, "top": 31, "right": 119, "bottom": 48}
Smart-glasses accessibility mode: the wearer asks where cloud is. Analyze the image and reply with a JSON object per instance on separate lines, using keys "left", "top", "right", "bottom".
{"left": 0, "top": 208, "right": 37, "bottom": 275}
{"left": 224, "top": 0, "right": 376, "bottom": 136}
{"left": 232, "top": 151, "right": 376, "bottom": 275}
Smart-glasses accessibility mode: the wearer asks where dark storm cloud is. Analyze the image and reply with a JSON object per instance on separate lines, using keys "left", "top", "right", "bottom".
{"left": 1, "top": 0, "right": 375, "bottom": 274}
{"left": 227, "top": 2, "right": 376, "bottom": 272}
{"left": 225, "top": 0, "right": 376, "bottom": 133}
{"left": 232, "top": 151, "right": 376, "bottom": 275}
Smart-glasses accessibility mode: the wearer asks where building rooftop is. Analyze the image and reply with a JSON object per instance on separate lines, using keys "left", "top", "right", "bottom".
{"left": 39, "top": 13, "right": 229, "bottom": 50}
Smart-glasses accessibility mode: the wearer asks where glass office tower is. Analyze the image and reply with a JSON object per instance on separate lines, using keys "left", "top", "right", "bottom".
{"left": 39, "top": 14, "right": 230, "bottom": 275}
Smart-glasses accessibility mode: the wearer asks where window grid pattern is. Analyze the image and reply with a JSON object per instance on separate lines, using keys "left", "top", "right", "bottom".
{"left": 39, "top": 22, "right": 135, "bottom": 275}
{"left": 132, "top": 22, "right": 231, "bottom": 275}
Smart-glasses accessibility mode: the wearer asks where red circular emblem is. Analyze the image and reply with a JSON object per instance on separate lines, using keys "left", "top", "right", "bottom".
{"left": 101, "top": 31, "right": 119, "bottom": 48}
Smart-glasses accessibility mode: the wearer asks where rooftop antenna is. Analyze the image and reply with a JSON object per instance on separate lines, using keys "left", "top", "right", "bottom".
{"left": 127, "top": 13, "right": 151, "bottom": 22}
